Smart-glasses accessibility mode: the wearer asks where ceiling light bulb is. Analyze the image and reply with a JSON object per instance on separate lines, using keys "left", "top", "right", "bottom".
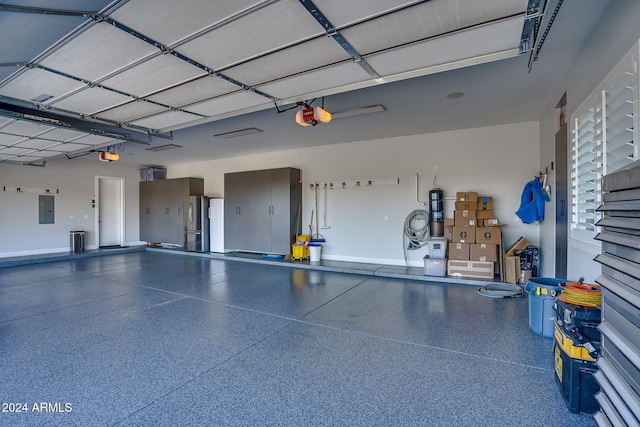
{"left": 99, "top": 152, "right": 119, "bottom": 162}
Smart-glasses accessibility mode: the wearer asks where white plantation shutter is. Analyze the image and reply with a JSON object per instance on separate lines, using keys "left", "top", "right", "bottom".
{"left": 570, "top": 42, "right": 638, "bottom": 244}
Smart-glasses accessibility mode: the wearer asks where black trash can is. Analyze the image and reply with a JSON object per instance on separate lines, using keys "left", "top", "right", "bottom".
{"left": 70, "top": 231, "right": 85, "bottom": 253}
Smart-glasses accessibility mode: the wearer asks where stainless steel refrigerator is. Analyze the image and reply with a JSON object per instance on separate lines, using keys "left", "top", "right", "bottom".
{"left": 184, "top": 195, "right": 209, "bottom": 252}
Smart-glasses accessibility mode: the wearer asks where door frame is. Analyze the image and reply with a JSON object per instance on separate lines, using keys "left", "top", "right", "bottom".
{"left": 95, "top": 175, "right": 125, "bottom": 248}
{"left": 555, "top": 122, "right": 568, "bottom": 278}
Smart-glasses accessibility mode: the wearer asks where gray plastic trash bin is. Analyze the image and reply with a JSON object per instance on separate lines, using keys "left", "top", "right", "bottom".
{"left": 70, "top": 231, "right": 85, "bottom": 253}
{"left": 524, "top": 277, "right": 564, "bottom": 337}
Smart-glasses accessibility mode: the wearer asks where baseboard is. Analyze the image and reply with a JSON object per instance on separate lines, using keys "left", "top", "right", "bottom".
{"left": 0, "top": 241, "right": 147, "bottom": 258}
{"left": 0, "top": 247, "right": 69, "bottom": 258}
{"left": 321, "top": 254, "right": 414, "bottom": 267}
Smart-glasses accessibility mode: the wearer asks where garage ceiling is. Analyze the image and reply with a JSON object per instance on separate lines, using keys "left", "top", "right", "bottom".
{"left": 0, "top": 0, "right": 613, "bottom": 167}
{"left": 0, "top": 0, "right": 538, "bottom": 165}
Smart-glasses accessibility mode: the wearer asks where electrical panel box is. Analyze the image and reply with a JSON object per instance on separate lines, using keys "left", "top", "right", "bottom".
{"left": 39, "top": 195, "right": 55, "bottom": 224}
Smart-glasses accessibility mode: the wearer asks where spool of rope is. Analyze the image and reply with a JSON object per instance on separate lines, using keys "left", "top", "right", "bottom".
{"left": 558, "top": 280, "right": 602, "bottom": 307}
{"left": 476, "top": 284, "right": 524, "bottom": 299}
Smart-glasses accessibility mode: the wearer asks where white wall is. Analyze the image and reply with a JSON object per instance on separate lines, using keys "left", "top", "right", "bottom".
{"left": 0, "top": 122, "right": 540, "bottom": 264}
{"left": 171, "top": 121, "right": 542, "bottom": 266}
{"left": 539, "top": 0, "right": 640, "bottom": 283}
{"left": 0, "top": 159, "right": 141, "bottom": 256}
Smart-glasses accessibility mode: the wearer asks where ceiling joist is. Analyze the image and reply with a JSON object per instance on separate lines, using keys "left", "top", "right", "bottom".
{"left": 297, "top": 0, "right": 380, "bottom": 80}
{"left": 0, "top": 100, "right": 151, "bottom": 145}
{"left": 0, "top": 4, "right": 98, "bottom": 18}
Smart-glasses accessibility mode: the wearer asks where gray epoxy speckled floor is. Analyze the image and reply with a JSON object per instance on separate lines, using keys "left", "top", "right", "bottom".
{"left": 0, "top": 251, "right": 595, "bottom": 426}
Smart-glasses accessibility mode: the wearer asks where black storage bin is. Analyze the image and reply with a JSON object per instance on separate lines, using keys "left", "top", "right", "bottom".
{"left": 554, "top": 340, "right": 600, "bottom": 414}
{"left": 555, "top": 298, "right": 601, "bottom": 345}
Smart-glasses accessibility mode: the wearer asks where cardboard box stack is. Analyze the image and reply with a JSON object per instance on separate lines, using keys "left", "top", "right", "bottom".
{"left": 446, "top": 192, "right": 501, "bottom": 279}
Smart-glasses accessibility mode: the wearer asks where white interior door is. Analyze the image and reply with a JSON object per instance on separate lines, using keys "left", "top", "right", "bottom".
{"left": 98, "top": 177, "right": 124, "bottom": 247}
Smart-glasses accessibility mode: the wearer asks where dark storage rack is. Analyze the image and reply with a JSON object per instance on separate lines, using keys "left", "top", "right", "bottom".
{"left": 593, "top": 160, "right": 640, "bottom": 426}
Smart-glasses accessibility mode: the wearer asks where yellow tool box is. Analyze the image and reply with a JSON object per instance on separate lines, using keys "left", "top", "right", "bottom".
{"left": 554, "top": 336, "right": 599, "bottom": 414}
{"left": 554, "top": 324, "right": 597, "bottom": 362}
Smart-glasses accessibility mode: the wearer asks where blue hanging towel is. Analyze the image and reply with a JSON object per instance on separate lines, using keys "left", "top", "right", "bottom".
{"left": 516, "top": 178, "right": 549, "bottom": 224}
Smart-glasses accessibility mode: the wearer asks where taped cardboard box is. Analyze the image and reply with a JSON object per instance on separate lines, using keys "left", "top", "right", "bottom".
{"left": 444, "top": 218, "right": 455, "bottom": 227}
{"left": 477, "top": 196, "right": 493, "bottom": 210}
{"left": 505, "top": 256, "right": 521, "bottom": 284}
{"left": 454, "top": 209, "right": 477, "bottom": 226}
{"left": 456, "top": 191, "right": 478, "bottom": 202}
{"left": 506, "top": 237, "right": 530, "bottom": 256}
{"left": 448, "top": 242, "right": 470, "bottom": 260}
{"left": 475, "top": 227, "right": 502, "bottom": 245}
{"left": 484, "top": 218, "right": 499, "bottom": 226}
{"left": 470, "top": 244, "right": 498, "bottom": 262}
{"left": 476, "top": 210, "right": 494, "bottom": 220}
{"left": 455, "top": 201, "right": 478, "bottom": 210}
{"left": 452, "top": 226, "right": 476, "bottom": 243}
{"left": 447, "top": 260, "right": 495, "bottom": 279}
{"left": 444, "top": 226, "right": 453, "bottom": 241}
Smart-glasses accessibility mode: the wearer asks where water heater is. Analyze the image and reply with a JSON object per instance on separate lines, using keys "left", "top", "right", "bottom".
{"left": 429, "top": 188, "right": 444, "bottom": 237}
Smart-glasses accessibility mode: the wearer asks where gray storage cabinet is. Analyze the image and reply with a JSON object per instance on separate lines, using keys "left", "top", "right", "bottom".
{"left": 593, "top": 160, "right": 640, "bottom": 426}
{"left": 224, "top": 167, "right": 301, "bottom": 254}
{"left": 140, "top": 177, "right": 204, "bottom": 245}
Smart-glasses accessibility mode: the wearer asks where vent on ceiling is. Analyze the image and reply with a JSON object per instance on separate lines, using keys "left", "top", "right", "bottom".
{"left": 331, "top": 105, "right": 386, "bottom": 120}
{"left": 446, "top": 92, "right": 465, "bottom": 99}
{"left": 214, "top": 127, "right": 263, "bottom": 139}
{"left": 146, "top": 144, "right": 181, "bottom": 152}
